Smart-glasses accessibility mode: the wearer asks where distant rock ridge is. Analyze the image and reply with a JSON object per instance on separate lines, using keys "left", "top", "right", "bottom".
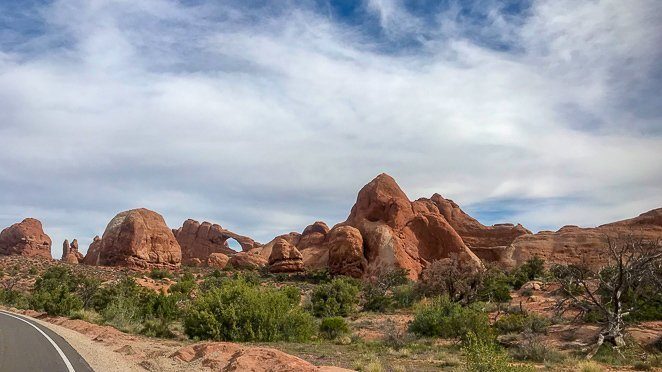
{"left": 0, "top": 218, "right": 52, "bottom": 259}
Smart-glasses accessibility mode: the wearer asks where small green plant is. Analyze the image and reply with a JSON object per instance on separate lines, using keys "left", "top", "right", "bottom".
{"left": 511, "top": 336, "right": 564, "bottom": 363}
{"left": 494, "top": 312, "right": 550, "bottom": 334}
{"left": 311, "top": 277, "right": 360, "bottom": 317}
{"left": 462, "top": 332, "right": 533, "bottom": 372}
{"left": 577, "top": 361, "right": 603, "bottom": 372}
{"left": 319, "top": 316, "right": 350, "bottom": 339}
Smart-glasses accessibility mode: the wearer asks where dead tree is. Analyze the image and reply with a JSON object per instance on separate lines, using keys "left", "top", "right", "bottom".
{"left": 553, "top": 236, "right": 661, "bottom": 358}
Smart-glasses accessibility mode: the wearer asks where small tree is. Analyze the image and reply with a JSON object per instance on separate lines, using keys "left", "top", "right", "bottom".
{"left": 553, "top": 236, "right": 661, "bottom": 358}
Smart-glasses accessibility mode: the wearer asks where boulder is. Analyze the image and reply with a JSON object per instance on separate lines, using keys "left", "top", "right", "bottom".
{"left": 90, "top": 208, "right": 181, "bottom": 269}
{"left": 326, "top": 226, "right": 366, "bottom": 278}
{"left": 343, "top": 174, "right": 480, "bottom": 279}
{"left": 207, "top": 252, "right": 230, "bottom": 269}
{"left": 268, "top": 238, "right": 305, "bottom": 273}
{"left": 0, "top": 218, "right": 52, "bottom": 259}
{"left": 228, "top": 250, "right": 268, "bottom": 270}
{"left": 61, "top": 239, "right": 84, "bottom": 264}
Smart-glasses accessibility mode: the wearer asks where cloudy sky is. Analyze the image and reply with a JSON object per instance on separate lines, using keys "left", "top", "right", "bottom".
{"left": 1, "top": 0, "right": 660, "bottom": 256}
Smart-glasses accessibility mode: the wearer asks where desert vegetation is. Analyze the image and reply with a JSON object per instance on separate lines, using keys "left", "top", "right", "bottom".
{"left": 1, "top": 243, "right": 661, "bottom": 371}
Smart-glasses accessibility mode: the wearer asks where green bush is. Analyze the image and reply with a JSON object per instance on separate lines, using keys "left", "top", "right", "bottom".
{"left": 319, "top": 317, "right": 350, "bottom": 339}
{"left": 392, "top": 283, "right": 416, "bottom": 309}
{"left": 409, "top": 296, "right": 492, "bottom": 342}
{"left": 416, "top": 259, "right": 483, "bottom": 303}
{"left": 311, "top": 277, "right": 360, "bottom": 317}
{"left": 0, "top": 289, "right": 27, "bottom": 307}
{"left": 29, "top": 267, "right": 84, "bottom": 316}
{"left": 183, "top": 278, "right": 315, "bottom": 342}
{"left": 463, "top": 332, "right": 534, "bottom": 372}
{"left": 148, "top": 268, "right": 172, "bottom": 280}
{"left": 477, "top": 267, "right": 513, "bottom": 303}
{"left": 494, "top": 313, "right": 550, "bottom": 334}
{"left": 511, "top": 336, "right": 563, "bottom": 363}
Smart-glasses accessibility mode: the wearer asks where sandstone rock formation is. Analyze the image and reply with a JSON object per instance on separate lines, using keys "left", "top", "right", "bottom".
{"left": 326, "top": 225, "right": 366, "bottom": 278}
{"left": 0, "top": 218, "right": 52, "bottom": 259}
{"left": 84, "top": 208, "right": 181, "bottom": 269}
{"left": 82, "top": 236, "right": 102, "bottom": 265}
{"left": 297, "top": 221, "right": 329, "bottom": 250}
{"left": 62, "top": 239, "right": 84, "bottom": 264}
{"left": 341, "top": 174, "right": 481, "bottom": 279}
{"left": 172, "top": 342, "right": 352, "bottom": 372}
{"left": 268, "top": 237, "right": 305, "bottom": 273}
{"left": 507, "top": 208, "right": 662, "bottom": 269}
{"left": 427, "top": 194, "right": 531, "bottom": 249}
{"left": 207, "top": 252, "right": 230, "bottom": 269}
{"left": 172, "top": 219, "right": 259, "bottom": 267}
{"left": 228, "top": 250, "right": 268, "bottom": 270}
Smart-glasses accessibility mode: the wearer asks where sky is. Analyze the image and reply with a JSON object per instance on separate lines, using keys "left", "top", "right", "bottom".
{"left": 0, "top": 0, "right": 660, "bottom": 257}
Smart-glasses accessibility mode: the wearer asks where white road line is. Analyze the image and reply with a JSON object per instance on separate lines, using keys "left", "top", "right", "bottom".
{"left": 0, "top": 310, "right": 76, "bottom": 372}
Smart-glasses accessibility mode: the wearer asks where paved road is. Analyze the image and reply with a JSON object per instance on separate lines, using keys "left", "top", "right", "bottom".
{"left": 0, "top": 310, "right": 93, "bottom": 372}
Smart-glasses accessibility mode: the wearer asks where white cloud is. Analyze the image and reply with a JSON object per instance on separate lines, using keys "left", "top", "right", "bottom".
{"left": 0, "top": 0, "right": 660, "bottom": 257}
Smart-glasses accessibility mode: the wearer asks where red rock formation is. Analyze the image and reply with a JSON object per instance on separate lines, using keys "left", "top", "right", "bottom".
{"left": 298, "top": 221, "right": 329, "bottom": 250}
{"left": 0, "top": 218, "right": 52, "bottom": 259}
{"left": 425, "top": 194, "right": 531, "bottom": 248}
{"left": 228, "top": 250, "right": 268, "bottom": 270}
{"left": 89, "top": 208, "right": 181, "bottom": 269}
{"left": 207, "top": 252, "right": 230, "bottom": 269}
{"left": 82, "top": 236, "right": 102, "bottom": 265}
{"left": 343, "top": 174, "right": 480, "bottom": 280}
{"left": 508, "top": 208, "right": 662, "bottom": 269}
{"left": 172, "top": 342, "right": 352, "bottom": 372}
{"left": 268, "top": 238, "right": 305, "bottom": 273}
{"left": 173, "top": 219, "right": 260, "bottom": 266}
{"left": 62, "top": 239, "right": 84, "bottom": 264}
{"left": 326, "top": 226, "right": 366, "bottom": 278}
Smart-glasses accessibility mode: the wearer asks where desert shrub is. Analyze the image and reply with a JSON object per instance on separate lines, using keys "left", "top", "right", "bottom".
{"left": 102, "top": 294, "right": 143, "bottom": 331}
{"left": 297, "top": 269, "right": 331, "bottom": 284}
{"left": 519, "top": 256, "right": 546, "bottom": 281}
{"left": 319, "top": 316, "right": 350, "bottom": 339}
{"left": 392, "top": 283, "right": 416, "bottom": 308}
{"left": 183, "top": 278, "right": 315, "bottom": 342}
{"left": 362, "top": 284, "right": 392, "bottom": 312}
{"left": 29, "top": 267, "right": 84, "bottom": 316}
{"left": 169, "top": 277, "right": 197, "bottom": 298}
{"left": 281, "top": 285, "right": 301, "bottom": 306}
{"left": 494, "top": 312, "right": 550, "bottom": 334}
{"left": 148, "top": 268, "right": 172, "bottom": 280}
{"left": 0, "top": 289, "right": 27, "bottom": 307}
{"left": 361, "top": 268, "right": 411, "bottom": 312}
{"left": 462, "top": 332, "right": 534, "bottom": 372}
{"left": 311, "top": 277, "right": 360, "bottom": 317}
{"left": 409, "top": 296, "right": 492, "bottom": 342}
{"left": 416, "top": 259, "right": 483, "bottom": 303}
{"left": 477, "top": 265, "right": 513, "bottom": 303}
{"left": 511, "top": 336, "right": 564, "bottom": 363}
{"left": 577, "top": 361, "right": 603, "bottom": 372}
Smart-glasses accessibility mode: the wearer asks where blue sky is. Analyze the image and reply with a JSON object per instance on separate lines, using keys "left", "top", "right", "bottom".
{"left": 0, "top": 0, "right": 660, "bottom": 256}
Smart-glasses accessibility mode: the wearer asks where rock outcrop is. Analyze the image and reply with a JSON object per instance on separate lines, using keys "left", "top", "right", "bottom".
{"left": 268, "top": 238, "right": 305, "bottom": 273}
{"left": 82, "top": 236, "right": 102, "bottom": 265}
{"left": 426, "top": 194, "right": 531, "bottom": 249}
{"left": 341, "top": 174, "right": 481, "bottom": 279}
{"left": 172, "top": 219, "right": 259, "bottom": 267}
{"left": 507, "top": 208, "right": 662, "bottom": 269}
{"left": 0, "top": 218, "right": 52, "bottom": 259}
{"left": 84, "top": 208, "right": 181, "bottom": 269}
{"left": 207, "top": 252, "right": 230, "bottom": 269}
{"left": 172, "top": 342, "right": 352, "bottom": 372}
{"left": 227, "top": 250, "right": 268, "bottom": 270}
{"left": 62, "top": 239, "right": 84, "bottom": 264}
{"left": 326, "top": 226, "right": 367, "bottom": 278}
